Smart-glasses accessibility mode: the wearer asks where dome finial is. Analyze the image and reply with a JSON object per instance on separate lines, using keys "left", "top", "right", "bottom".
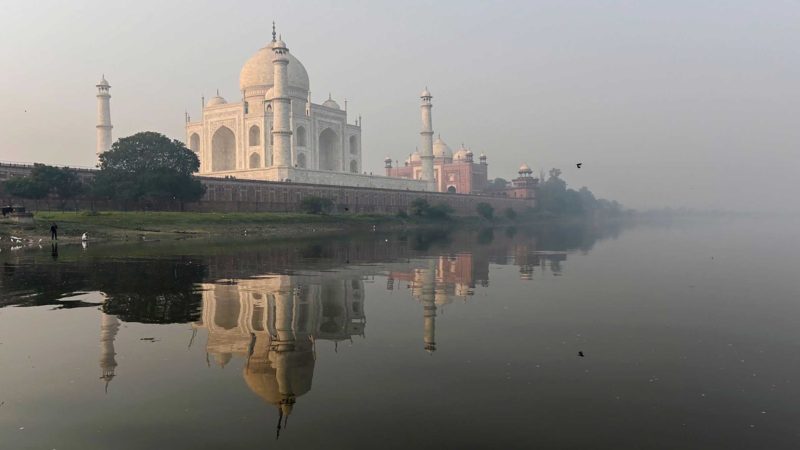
{"left": 216, "top": 88, "right": 219, "bottom": 96}
{"left": 272, "top": 21, "right": 277, "bottom": 42}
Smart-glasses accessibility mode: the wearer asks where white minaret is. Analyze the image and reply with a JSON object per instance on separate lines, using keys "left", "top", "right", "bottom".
{"left": 99, "top": 313, "right": 120, "bottom": 393}
{"left": 96, "top": 75, "right": 113, "bottom": 162}
{"left": 271, "top": 33, "right": 293, "bottom": 168}
{"left": 419, "top": 87, "right": 435, "bottom": 190}
{"left": 421, "top": 259, "right": 437, "bottom": 353}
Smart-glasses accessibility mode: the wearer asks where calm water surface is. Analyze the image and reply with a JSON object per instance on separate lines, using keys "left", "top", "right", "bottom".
{"left": 1, "top": 219, "right": 799, "bottom": 449}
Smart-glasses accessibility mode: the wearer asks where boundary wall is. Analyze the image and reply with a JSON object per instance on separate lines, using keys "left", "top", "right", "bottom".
{"left": 0, "top": 163, "right": 534, "bottom": 215}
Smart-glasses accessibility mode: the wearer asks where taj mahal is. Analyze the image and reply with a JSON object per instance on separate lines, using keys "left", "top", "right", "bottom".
{"left": 95, "top": 24, "right": 537, "bottom": 198}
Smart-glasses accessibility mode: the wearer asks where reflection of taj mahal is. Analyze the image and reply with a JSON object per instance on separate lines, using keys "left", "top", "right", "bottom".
{"left": 192, "top": 274, "right": 365, "bottom": 434}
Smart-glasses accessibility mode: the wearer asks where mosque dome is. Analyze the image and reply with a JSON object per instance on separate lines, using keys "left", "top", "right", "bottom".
{"left": 206, "top": 94, "right": 228, "bottom": 107}
{"left": 454, "top": 146, "right": 470, "bottom": 161}
{"left": 409, "top": 151, "right": 422, "bottom": 163}
{"left": 519, "top": 163, "right": 533, "bottom": 174}
{"left": 240, "top": 41, "right": 310, "bottom": 96}
{"left": 421, "top": 87, "right": 432, "bottom": 98}
{"left": 97, "top": 75, "right": 110, "bottom": 87}
{"left": 433, "top": 136, "right": 452, "bottom": 158}
{"left": 322, "top": 95, "right": 340, "bottom": 110}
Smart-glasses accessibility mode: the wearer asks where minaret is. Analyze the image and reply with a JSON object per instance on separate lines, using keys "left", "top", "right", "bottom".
{"left": 421, "top": 259, "right": 437, "bottom": 353}
{"left": 271, "top": 34, "right": 293, "bottom": 168}
{"left": 419, "top": 87, "right": 435, "bottom": 190}
{"left": 96, "top": 75, "right": 113, "bottom": 162}
{"left": 99, "top": 313, "right": 120, "bottom": 393}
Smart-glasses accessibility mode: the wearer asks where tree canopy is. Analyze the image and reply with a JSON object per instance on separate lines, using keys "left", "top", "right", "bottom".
{"left": 94, "top": 132, "right": 205, "bottom": 207}
{"left": 3, "top": 163, "right": 84, "bottom": 206}
{"left": 536, "top": 168, "right": 624, "bottom": 217}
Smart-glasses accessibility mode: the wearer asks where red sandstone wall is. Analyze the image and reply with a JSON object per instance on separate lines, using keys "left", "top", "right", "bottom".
{"left": 0, "top": 164, "right": 534, "bottom": 215}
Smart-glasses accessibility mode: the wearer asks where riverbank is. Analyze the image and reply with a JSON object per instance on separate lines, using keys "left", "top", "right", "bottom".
{"left": 0, "top": 211, "right": 417, "bottom": 244}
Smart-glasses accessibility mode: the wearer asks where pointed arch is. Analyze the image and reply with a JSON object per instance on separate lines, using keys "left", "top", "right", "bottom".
{"left": 319, "top": 128, "right": 340, "bottom": 171}
{"left": 211, "top": 126, "right": 236, "bottom": 171}
{"left": 349, "top": 135, "right": 358, "bottom": 154}
{"left": 249, "top": 152, "right": 261, "bottom": 168}
{"left": 296, "top": 126, "right": 307, "bottom": 147}
{"left": 189, "top": 133, "right": 200, "bottom": 152}
{"left": 249, "top": 125, "right": 260, "bottom": 146}
{"left": 297, "top": 152, "right": 307, "bottom": 168}
{"left": 349, "top": 160, "right": 358, "bottom": 173}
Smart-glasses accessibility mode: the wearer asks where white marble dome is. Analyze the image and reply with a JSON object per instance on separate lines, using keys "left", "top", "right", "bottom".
{"left": 408, "top": 151, "right": 421, "bottom": 163}
{"left": 433, "top": 136, "right": 452, "bottom": 158}
{"left": 240, "top": 41, "right": 310, "bottom": 95}
{"left": 322, "top": 95, "right": 340, "bottom": 110}
{"left": 519, "top": 163, "right": 532, "bottom": 174}
{"left": 207, "top": 95, "right": 227, "bottom": 106}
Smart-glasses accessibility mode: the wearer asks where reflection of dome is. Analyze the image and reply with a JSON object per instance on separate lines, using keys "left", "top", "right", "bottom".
{"left": 207, "top": 95, "right": 227, "bottom": 107}
{"left": 322, "top": 94, "right": 340, "bottom": 110}
{"left": 433, "top": 136, "right": 452, "bottom": 158}
{"left": 240, "top": 41, "right": 311, "bottom": 95}
{"left": 213, "top": 352, "right": 232, "bottom": 367}
{"left": 243, "top": 350, "right": 315, "bottom": 414}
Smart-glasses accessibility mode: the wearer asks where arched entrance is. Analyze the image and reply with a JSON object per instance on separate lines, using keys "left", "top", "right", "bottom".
{"left": 211, "top": 126, "right": 236, "bottom": 171}
{"left": 350, "top": 160, "right": 358, "bottom": 173}
{"left": 249, "top": 125, "right": 260, "bottom": 146}
{"left": 189, "top": 133, "right": 200, "bottom": 152}
{"left": 249, "top": 152, "right": 261, "bottom": 168}
{"left": 296, "top": 126, "right": 307, "bottom": 147}
{"left": 447, "top": 186, "right": 457, "bottom": 193}
{"left": 297, "top": 152, "right": 307, "bottom": 168}
{"left": 319, "top": 128, "right": 340, "bottom": 171}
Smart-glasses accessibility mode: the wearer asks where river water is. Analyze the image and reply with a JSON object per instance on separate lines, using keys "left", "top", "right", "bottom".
{"left": 0, "top": 218, "right": 798, "bottom": 449}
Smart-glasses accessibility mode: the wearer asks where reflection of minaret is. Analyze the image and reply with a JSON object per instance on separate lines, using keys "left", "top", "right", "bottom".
{"left": 421, "top": 259, "right": 437, "bottom": 353}
{"left": 99, "top": 313, "right": 120, "bottom": 392}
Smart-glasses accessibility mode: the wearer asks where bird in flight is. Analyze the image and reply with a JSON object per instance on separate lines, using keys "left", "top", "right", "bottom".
{"left": 576, "top": 163, "right": 582, "bottom": 169}
{"left": 578, "top": 351, "right": 585, "bottom": 357}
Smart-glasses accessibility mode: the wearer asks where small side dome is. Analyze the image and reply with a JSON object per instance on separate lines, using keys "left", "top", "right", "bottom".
{"left": 207, "top": 95, "right": 227, "bottom": 107}
{"left": 519, "top": 163, "right": 533, "bottom": 174}
{"left": 97, "top": 75, "right": 110, "bottom": 87}
{"left": 322, "top": 94, "right": 340, "bottom": 110}
{"left": 384, "top": 156, "right": 393, "bottom": 163}
{"left": 421, "top": 87, "right": 432, "bottom": 98}
{"left": 408, "top": 151, "right": 421, "bottom": 164}
{"left": 433, "top": 136, "right": 452, "bottom": 159}
{"left": 479, "top": 153, "right": 487, "bottom": 160}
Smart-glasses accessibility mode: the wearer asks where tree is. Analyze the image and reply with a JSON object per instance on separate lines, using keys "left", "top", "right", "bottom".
{"left": 476, "top": 202, "right": 494, "bottom": 220}
{"left": 3, "top": 176, "right": 48, "bottom": 204}
{"left": 504, "top": 207, "right": 518, "bottom": 220}
{"left": 410, "top": 198, "right": 430, "bottom": 217}
{"left": 300, "top": 196, "right": 333, "bottom": 214}
{"left": 3, "top": 164, "right": 85, "bottom": 209}
{"left": 486, "top": 177, "right": 509, "bottom": 192}
{"left": 29, "top": 164, "right": 85, "bottom": 208}
{"left": 94, "top": 132, "right": 205, "bottom": 209}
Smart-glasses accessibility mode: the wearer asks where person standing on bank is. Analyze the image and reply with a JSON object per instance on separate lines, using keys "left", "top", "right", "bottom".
{"left": 50, "top": 223, "right": 58, "bottom": 241}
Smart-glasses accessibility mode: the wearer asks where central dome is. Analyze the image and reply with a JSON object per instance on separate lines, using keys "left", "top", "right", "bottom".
{"left": 240, "top": 41, "right": 310, "bottom": 96}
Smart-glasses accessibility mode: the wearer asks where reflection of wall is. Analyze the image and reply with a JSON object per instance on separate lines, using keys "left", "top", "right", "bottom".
{"left": 192, "top": 274, "right": 365, "bottom": 436}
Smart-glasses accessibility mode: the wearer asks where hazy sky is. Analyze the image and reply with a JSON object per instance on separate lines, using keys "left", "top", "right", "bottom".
{"left": 1, "top": 0, "right": 798, "bottom": 211}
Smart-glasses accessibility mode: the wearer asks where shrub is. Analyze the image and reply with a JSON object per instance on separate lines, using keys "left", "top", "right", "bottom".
{"left": 300, "top": 196, "right": 333, "bottom": 214}
{"left": 504, "top": 208, "right": 517, "bottom": 220}
{"left": 476, "top": 202, "right": 494, "bottom": 220}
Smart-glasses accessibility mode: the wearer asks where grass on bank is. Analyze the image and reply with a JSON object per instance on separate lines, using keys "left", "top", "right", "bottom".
{"left": 0, "top": 210, "right": 402, "bottom": 242}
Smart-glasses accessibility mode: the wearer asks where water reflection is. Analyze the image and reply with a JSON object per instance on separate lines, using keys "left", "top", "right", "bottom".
{"left": 191, "top": 275, "right": 365, "bottom": 436}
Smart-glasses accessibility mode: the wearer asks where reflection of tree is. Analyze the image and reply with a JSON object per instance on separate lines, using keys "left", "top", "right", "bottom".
{"left": 100, "top": 260, "right": 206, "bottom": 324}
{"left": 477, "top": 228, "right": 495, "bottom": 245}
